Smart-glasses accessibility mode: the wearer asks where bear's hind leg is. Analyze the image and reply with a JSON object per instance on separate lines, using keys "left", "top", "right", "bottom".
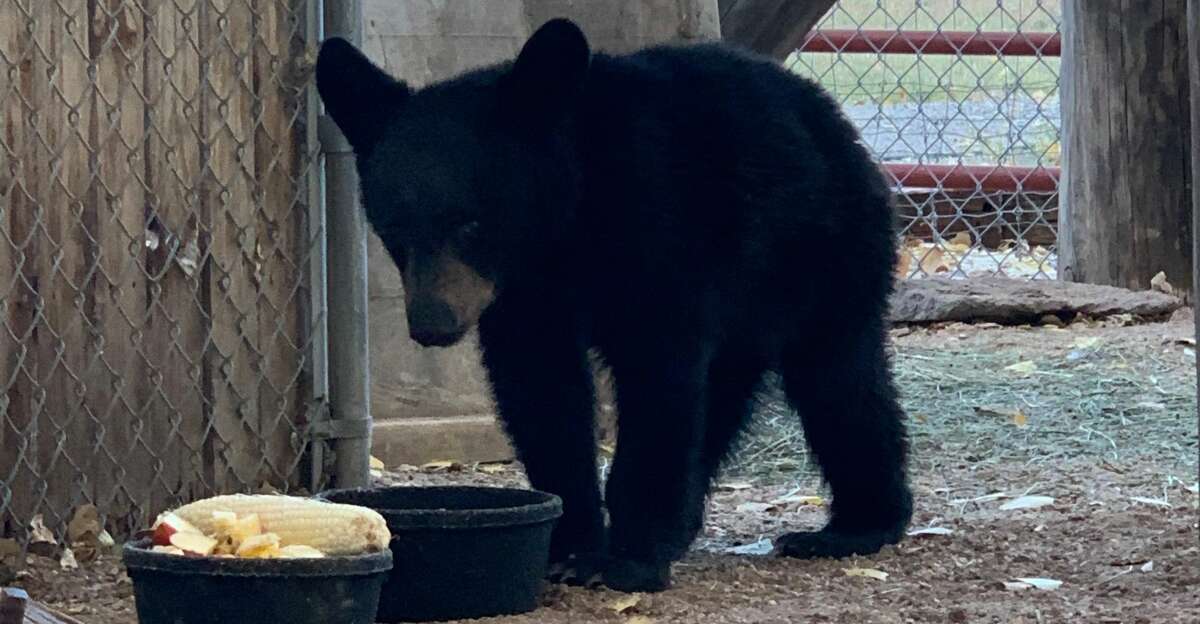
{"left": 774, "top": 320, "right": 913, "bottom": 559}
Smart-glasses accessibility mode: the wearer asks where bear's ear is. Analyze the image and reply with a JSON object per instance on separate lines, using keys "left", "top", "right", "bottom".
{"left": 501, "top": 18, "right": 590, "bottom": 124}
{"left": 316, "top": 37, "right": 410, "bottom": 152}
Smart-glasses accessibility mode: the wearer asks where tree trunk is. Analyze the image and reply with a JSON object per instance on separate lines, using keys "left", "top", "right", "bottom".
{"left": 718, "top": 0, "right": 837, "bottom": 59}
{"left": 1060, "top": 0, "right": 1194, "bottom": 298}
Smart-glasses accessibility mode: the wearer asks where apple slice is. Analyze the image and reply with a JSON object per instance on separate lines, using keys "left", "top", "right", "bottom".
{"left": 151, "top": 512, "right": 204, "bottom": 547}
{"left": 150, "top": 545, "right": 185, "bottom": 556}
{"left": 169, "top": 531, "right": 218, "bottom": 556}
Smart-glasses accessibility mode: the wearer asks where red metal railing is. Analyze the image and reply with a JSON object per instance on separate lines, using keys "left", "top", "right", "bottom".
{"left": 803, "top": 29, "right": 1062, "bottom": 192}
{"left": 801, "top": 29, "right": 1061, "bottom": 57}
{"left": 885, "top": 163, "right": 1059, "bottom": 193}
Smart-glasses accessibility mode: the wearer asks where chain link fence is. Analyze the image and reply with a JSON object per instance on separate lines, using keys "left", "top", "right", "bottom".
{"left": 789, "top": 0, "right": 1062, "bottom": 280}
{"left": 0, "top": 0, "right": 323, "bottom": 543}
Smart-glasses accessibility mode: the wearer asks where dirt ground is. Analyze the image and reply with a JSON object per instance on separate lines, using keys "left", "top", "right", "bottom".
{"left": 9, "top": 316, "right": 1199, "bottom": 623}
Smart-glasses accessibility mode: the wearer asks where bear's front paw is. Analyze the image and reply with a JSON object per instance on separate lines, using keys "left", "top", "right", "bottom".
{"left": 546, "top": 552, "right": 608, "bottom": 587}
{"left": 602, "top": 557, "right": 671, "bottom": 593}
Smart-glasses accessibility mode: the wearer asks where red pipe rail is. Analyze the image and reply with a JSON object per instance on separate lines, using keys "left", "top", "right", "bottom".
{"left": 803, "top": 28, "right": 1063, "bottom": 192}
{"left": 883, "top": 164, "right": 1059, "bottom": 193}
{"left": 800, "top": 29, "right": 1061, "bottom": 57}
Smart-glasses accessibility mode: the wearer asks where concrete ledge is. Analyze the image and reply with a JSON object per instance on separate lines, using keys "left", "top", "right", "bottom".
{"left": 371, "top": 415, "right": 514, "bottom": 466}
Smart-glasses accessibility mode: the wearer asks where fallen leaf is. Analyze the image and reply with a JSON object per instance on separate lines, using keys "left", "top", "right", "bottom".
{"left": 30, "top": 514, "right": 54, "bottom": 543}
{"left": 1150, "top": 271, "right": 1175, "bottom": 296}
{"left": 919, "top": 247, "right": 948, "bottom": 274}
{"left": 476, "top": 462, "right": 509, "bottom": 474}
{"left": 176, "top": 237, "right": 200, "bottom": 277}
{"left": 420, "top": 460, "right": 457, "bottom": 472}
{"left": 974, "top": 406, "right": 1028, "bottom": 427}
{"left": 1002, "top": 581, "right": 1034, "bottom": 591}
{"left": 727, "top": 538, "right": 773, "bottom": 556}
{"left": 27, "top": 515, "right": 58, "bottom": 557}
{"left": 1011, "top": 577, "right": 1062, "bottom": 590}
{"left": 999, "top": 495, "right": 1055, "bottom": 511}
{"left": 1128, "top": 496, "right": 1172, "bottom": 508}
{"left": 66, "top": 501, "right": 100, "bottom": 547}
{"left": 769, "top": 495, "right": 824, "bottom": 507}
{"left": 1004, "top": 360, "right": 1037, "bottom": 375}
{"left": 716, "top": 481, "right": 753, "bottom": 492}
{"left": 948, "top": 231, "right": 972, "bottom": 249}
{"left": 608, "top": 594, "right": 642, "bottom": 614}
{"left": 895, "top": 249, "right": 912, "bottom": 279}
{"left": 843, "top": 567, "right": 889, "bottom": 581}
{"left": 97, "top": 530, "right": 115, "bottom": 548}
{"left": 907, "top": 527, "right": 954, "bottom": 537}
{"left": 1141, "top": 561, "right": 1154, "bottom": 572}
{"left": 369, "top": 456, "right": 386, "bottom": 471}
{"left": 59, "top": 547, "right": 78, "bottom": 571}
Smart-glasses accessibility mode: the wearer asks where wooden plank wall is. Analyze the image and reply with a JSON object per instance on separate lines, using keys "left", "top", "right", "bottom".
{"left": 0, "top": 0, "right": 316, "bottom": 539}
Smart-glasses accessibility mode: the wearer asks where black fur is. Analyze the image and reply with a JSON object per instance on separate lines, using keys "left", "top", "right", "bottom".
{"left": 316, "top": 18, "right": 913, "bottom": 593}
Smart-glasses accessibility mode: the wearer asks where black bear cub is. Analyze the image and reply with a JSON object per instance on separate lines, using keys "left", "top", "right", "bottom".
{"left": 317, "top": 19, "right": 912, "bottom": 592}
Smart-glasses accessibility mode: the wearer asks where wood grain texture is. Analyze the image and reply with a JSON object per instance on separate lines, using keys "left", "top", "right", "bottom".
{"left": 143, "top": 0, "right": 209, "bottom": 512}
{"left": 1060, "top": 0, "right": 1193, "bottom": 297}
{"left": 202, "top": 0, "right": 260, "bottom": 491}
{"left": 252, "top": 0, "right": 308, "bottom": 488}
{"left": 718, "top": 0, "right": 836, "bottom": 59}
{"left": 1188, "top": 0, "right": 1198, "bottom": 400}
{"left": 87, "top": 0, "right": 149, "bottom": 534}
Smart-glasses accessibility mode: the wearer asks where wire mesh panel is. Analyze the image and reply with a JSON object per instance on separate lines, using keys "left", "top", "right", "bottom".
{"left": 789, "top": 0, "right": 1061, "bottom": 279}
{"left": 0, "top": 0, "right": 321, "bottom": 541}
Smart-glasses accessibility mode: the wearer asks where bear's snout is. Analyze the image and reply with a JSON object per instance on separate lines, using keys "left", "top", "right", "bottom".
{"left": 407, "top": 298, "right": 467, "bottom": 347}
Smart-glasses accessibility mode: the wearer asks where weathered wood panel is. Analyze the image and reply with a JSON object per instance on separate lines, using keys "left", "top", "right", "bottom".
{"left": 1189, "top": 0, "right": 1199, "bottom": 395}
{"left": 252, "top": 0, "right": 309, "bottom": 488}
{"left": 1060, "top": 0, "right": 1193, "bottom": 298}
{"left": 1, "top": 0, "right": 315, "bottom": 538}
{"left": 143, "top": 0, "right": 210, "bottom": 512}
{"left": 29, "top": 0, "right": 92, "bottom": 533}
{"left": 202, "top": 0, "right": 261, "bottom": 491}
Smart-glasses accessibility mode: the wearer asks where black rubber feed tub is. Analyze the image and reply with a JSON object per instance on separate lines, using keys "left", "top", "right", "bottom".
{"left": 122, "top": 538, "right": 392, "bottom": 624}
{"left": 320, "top": 485, "right": 562, "bottom": 622}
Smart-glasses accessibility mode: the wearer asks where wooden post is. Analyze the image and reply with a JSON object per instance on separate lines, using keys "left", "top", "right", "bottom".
{"left": 1188, "top": 0, "right": 1199, "bottom": 403}
{"left": 718, "top": 0, "right": 838, "bottom": 59}
{"left": 1060, "top": 1, "right": 1194, "bottom": 298}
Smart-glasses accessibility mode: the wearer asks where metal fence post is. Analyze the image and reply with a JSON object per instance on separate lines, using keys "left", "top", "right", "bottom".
{"left": 319, "top": 0, "right": 372, "bottom": 488}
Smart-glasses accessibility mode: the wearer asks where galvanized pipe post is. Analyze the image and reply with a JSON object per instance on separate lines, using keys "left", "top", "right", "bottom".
{"left": 319, "top": 0, "right": 371, "bottom": 488}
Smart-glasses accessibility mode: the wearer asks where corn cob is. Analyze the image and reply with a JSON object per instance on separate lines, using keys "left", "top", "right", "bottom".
{"left": 172, "top": 494, "right": 390, "bottom": 555}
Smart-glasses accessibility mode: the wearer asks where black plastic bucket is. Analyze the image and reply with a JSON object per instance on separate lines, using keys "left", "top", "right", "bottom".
{"left": 320, "top": 485, "right": 562, "bottom": 622}
{"left": 122, "top": 538, "right": 392, "bottom": 624}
